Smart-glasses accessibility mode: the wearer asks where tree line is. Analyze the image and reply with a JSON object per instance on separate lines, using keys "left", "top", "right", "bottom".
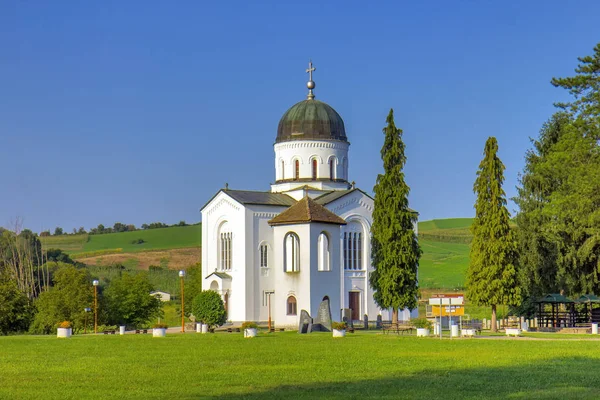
{"left": 0, "top": 219, "right": 203, "bottom": 334}
{"left": 41, "top": 220, "right": 194, "bottom": 236}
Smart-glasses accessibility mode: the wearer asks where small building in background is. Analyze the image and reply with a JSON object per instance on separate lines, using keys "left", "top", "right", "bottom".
{"left": 150, "top": 291, "right": 171, "bottom": 302}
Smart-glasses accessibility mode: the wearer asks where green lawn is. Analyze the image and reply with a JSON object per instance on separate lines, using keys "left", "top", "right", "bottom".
{"left": 2, "top": 332, "right": 600, "bottom": 399}
{"left": 41, "top": 225, "right": 201, "bottom": 255}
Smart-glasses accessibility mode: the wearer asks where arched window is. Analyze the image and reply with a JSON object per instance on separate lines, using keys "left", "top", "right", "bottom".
{"left": 343, "top": 222, "right": 363, "bottom": 270}
{"left": 312, "top": 159, "right": 318, "bottom": 180}
{"left": 259, "top": 243, "right": 268, "bottom": 268}
{"left": 287, "top": 296, "right": 297, "bottom": 315}
{"left": 284, "top": 232, "right": 300, "bottom": 272}
{"left": 343, "top": 157, "right": 348, "bottom": 180}
{"left": 317, "top": 232, "right": 330, "bottom": 271}
{"left": 329, "top": 158, "right": 336, "bottom": 180}
{"left": 294, "top": 160, "right": 300, "bottom": 180}
{"left": 218, "top": 222, "right": 232, "bottom": 271}
{"left": 281, "top": 160, "right": 285, "bottom": 180}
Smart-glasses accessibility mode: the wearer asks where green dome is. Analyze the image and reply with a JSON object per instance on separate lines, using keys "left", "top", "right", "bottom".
{"left": 276, "top": 99, "right": 347, "bottom": 143}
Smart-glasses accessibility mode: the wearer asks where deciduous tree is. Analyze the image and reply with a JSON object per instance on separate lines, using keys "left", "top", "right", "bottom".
{"left": 103, "top": 272, "right": 163, "bottom": 328}
{"left": 192, "top": 290, "right": 226, "bottom": 328}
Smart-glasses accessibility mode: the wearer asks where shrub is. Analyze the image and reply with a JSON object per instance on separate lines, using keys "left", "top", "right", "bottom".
{"left": 153, "top": 323, "right": 168, "bottom": 329}
{"left": 241, "top": 321, "right": 258, "bottom": 330}
{"left": 192, "top": 291, "right": 227, "bottom": 328}
{"left": 58, "top": 321, "right": 72, "bottom": 329}
{"left": 412, "top": 318, "right": 433, "bottom": 329}
{"left": 130, "top": 238, "right": 145, "bottom": 245}
{"left": 332, "top": 321, "right": 347, "bottom": 330}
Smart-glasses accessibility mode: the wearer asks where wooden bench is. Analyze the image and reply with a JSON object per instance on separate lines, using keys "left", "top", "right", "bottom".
{"left": 382, "top": 322, "right": 414, "bottom": 335}
{"left": 135, "top": 329, "right": 149, "bottom": 334}
{"left": 103, "top": 330, "right": 116, "bottom": 335}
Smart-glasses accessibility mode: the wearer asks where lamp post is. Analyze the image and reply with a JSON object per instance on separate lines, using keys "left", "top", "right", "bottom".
{"left": 267, "top": 292, "right": 273, "bottom": 332}
{"left": 179, "top": 270, "right": 185, "bottom": 333}
{"left": 93, "top": 280, "right": 99, "bottom": 334}
{"left": 84, "top": 307, "right": 91, "bottom": 334}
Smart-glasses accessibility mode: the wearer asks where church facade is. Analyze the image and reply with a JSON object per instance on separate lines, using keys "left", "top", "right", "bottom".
{"left": 200, "top": 63, "right": 418, "bottom": 327}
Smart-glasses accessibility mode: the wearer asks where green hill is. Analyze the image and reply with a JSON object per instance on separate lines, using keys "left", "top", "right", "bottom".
{"left": 418, "top": 218, "right": 474, "bottom": 244}
{"left": 417, "top": 218, "right": 474, "bottom": 289}
{"left": 41, "top": 225, "right": 201, "bottom": 256}
{"left": 41, "top": 218, "right": 471, "bottom": 289}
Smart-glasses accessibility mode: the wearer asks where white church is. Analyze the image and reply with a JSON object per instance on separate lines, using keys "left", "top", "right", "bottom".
{"left": 200, "top": 63, "right": 417, "bottom": 327}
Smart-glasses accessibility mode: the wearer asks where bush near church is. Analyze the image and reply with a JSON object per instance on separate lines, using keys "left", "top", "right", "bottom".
{"left": 192, "top": 291, "right": 227, "bottom": 329}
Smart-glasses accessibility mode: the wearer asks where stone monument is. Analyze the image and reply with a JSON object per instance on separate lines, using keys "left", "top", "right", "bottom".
{"left": 312, "top": 298, "right": 332, "bottom": 332}
{"left": 298, "top": 310, "right": 313, "bottom": 334}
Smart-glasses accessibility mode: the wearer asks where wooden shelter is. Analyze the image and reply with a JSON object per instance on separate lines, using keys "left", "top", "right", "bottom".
{"left": 575, "top": 294, "right": 600, "bottom": 325}
{"left": 535, "top": 294, "right": 575, "bottom": 328}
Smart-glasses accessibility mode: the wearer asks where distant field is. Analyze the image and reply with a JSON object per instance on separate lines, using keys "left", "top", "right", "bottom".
{"left": 40, "top": 219, "right": 470, "bottom": 289}
{"left": 418, "top": 218, "right": 474, "bottom": 231}
{"left": 418, "top": 218, "right": 474, "bottom": 244}
{"left": 41, "top": 225, "right": 201, "bottom": 255}
{"left": 418, "top": 239, "right": 469, "bottom": 289}
{"left": 78, "top": 248, "right": 200, "bottom": 270}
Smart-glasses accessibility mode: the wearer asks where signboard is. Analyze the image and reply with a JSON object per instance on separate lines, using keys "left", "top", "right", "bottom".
{"left": 430, "top": 305, "right": 464, "bottom": 317}
{"left": 428, "top": 294, "right": 464, "bottom": 306}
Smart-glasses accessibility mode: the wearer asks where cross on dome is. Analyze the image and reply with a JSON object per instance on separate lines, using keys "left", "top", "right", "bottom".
{"left": 306, "top": 60, "right": 316, "bottom": 100}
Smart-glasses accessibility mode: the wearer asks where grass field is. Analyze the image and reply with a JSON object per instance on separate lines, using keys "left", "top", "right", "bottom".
{"left": 418, "top": 217, "right": 474, "bottom": 244}
{"left": 2, "top": 332, "right": 600, "bottom": 399}
{"left": 40, "top": 225, "right": 201, "bottom": 255}
{"left": 418, "top": 240, "right": 469, "bottom": 289}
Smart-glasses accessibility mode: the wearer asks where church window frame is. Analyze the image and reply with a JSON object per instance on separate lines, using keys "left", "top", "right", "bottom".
{"left": 284, "top": 232, "right": 300, "bottom": 272}
{"left": 218, "top": 222, "right": 232, "bottom": 272}
{"left": 343, "top": 222, "right": 363, "bottom": 271}
{"left": 312, "top": 159, "right": 318, "bottom": 180}
{"left": 286, "top": 296, "right": 297, "bottom": 316}
{"left": 329, "top": 157, "right": 336, "bottom": 180}
{"left": 259, "top": 243, "right": 269, "bottom": 268}
{"left": 317, "top": 232, "right": 330, "bottom": 272}
{"left": 220, "top": 232, "right": 232, "bottom": 271}
{"left": 294, "top": 160, "right": 300, "bottom": 180}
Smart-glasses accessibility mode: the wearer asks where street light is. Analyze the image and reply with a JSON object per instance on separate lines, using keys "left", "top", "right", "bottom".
{"left": 93, "top": 280, "right": 99, "bottom": 334}
{"left": 84, "top": 307, "right": 91, "bottom": 334}
{"left": 179, "top": 270, "right": 185, "bottom": 333}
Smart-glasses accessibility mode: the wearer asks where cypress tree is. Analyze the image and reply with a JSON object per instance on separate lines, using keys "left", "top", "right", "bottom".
{"left": 467, "top": 137, "right": 520, "bottom": 331}
{"left": 369, "top": 109, "right": 420, "bottom": 325}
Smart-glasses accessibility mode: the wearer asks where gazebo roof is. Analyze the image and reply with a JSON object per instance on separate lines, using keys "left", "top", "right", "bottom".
{"left": 536, "top": 293, "right": 574, "bottom": 304}
{"left": 576, "top": 294, "right": 600, "bottom": 303}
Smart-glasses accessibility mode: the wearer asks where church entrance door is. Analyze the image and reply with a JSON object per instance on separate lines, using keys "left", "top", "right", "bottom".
{"left": 224, "top": 292, "right": 229, "bottom": 317}
{"left": 349, "top": 292, "right": 360, "bottom": 321}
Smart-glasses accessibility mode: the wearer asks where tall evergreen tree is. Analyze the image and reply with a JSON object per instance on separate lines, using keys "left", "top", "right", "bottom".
{"left": 370, "top": 109, "right": 420, "bottom": 325}
{"left": 515, "top": 43, "right": 600, "bottom": 300}
{"left": 467, "top": 137, "right": 520, "bottom": 331}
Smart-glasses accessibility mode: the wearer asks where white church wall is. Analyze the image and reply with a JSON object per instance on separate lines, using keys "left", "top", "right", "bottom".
{"left": 201, "top": 191, "right": 248, "bottom": 322}
{"left": 271, "top": 223, "right": 313, "bottom": 328}
{"left": 245, "top": 204, "right": 288, "bottom": 322}
{"left": 308, "top": 223, "right": 342, "bottom": 321}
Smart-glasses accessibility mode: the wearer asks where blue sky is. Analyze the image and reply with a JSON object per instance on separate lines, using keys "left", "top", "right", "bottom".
{"left": 1, "top": 1, "right": 598, "bottom": 232}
